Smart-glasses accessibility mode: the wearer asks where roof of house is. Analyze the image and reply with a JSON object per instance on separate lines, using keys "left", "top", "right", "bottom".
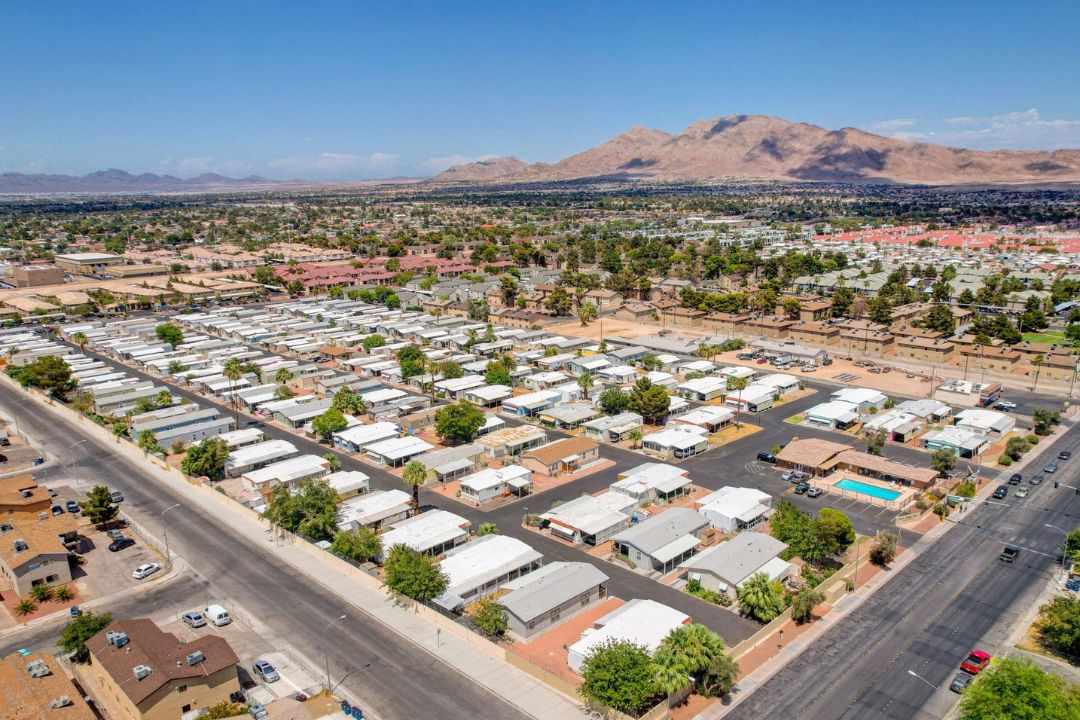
{"left": 87, "top": 618, "right": 238, "bottom": 707}
{"left": 0, "top": 650, "right": 95, "bottom": 720}
{"left": 697, "top": 486, "right": 772, "bottom": 521}
{"left": 568, "top": 599, "right": 689, "bottom": 661}
{"left": 380, "top": 510, "right": 470, "bottom": 553}
{"left": 541, "top": 494, "right": 632, "bottom": 535}
{"left": 522, "top": 437, "right": 598, "bottom": 465}
{"left": 679, "top": 532, "right": 789, "bottom": 586}
{"left": 610, "top": 508, "right": 708, "bottom": 557}
{"left": 439, "top": 535, "right": 542, "bottom": 596}
{"left": 775, "top": 438, "right": 850, "bottom": 467}
{"left": 499, "top": 562, "right": 610, "bottom": 623}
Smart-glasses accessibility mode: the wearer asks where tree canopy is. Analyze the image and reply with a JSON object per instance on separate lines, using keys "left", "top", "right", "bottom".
{"left": 265, "top": 478, "right": 339, "bottom": 541}
{"left": 627, "top": 377, "right": 670, "bottom": 424}
{"left": 78, "top": 485, "right": 119, "bottom": 528}
{"left": 181, "top": 437, "right": 230, "bottom": 481}
{"left": 331, "top": 387, "right": 367, "bottom": 415}
{"left": 58, "top": 611, "right": 113, "bottom": 663}
{"left": 434, "top": 401, "right": 485, "bottom": 443}
{"left": 155, "top": 323, "right": 184, "bottom": 348}
{"left": 9, "top": 355, "right": 76, "bottom": 398}
{"left": 598, "top": 387, "right": 630, "bottom": 415}
{"left": 331, "top": 527, "right": 383, "bottom": 564}
{"left": 579, "top": 640, "right": 660, "bottom": 716}
{"left": 958, "top": 657, "right": 1080, "bottom": 720}
{"left": 383, "top": 544, "right": 448, "bottom": 601}
{"left": 311, "top": 408, "right": 349, "bottom": 441}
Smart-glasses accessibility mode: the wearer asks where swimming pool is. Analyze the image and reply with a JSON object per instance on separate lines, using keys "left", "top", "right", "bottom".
{"left": 834, "top": 478, "right": 902, "bottom": 502}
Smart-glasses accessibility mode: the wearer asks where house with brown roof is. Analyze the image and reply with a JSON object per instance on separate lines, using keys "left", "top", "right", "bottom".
{"left": 749, "top": 317, "right": 794, "bottom": 339}
{"left": 896, "top": 337, "right": 956, "bottom": 363}
{"left": 776, "top": 438, "right": 937, "bottom": 488}
{"left": 0, "top": 475, "right": 78, "bottom": 597}
{"left": 86, "top": 618, "right": 240, "bottom": 720}
{"left": 520, "top": 437, "right": 600, "bottom": 477}
{"left": 795, "top": 300, "right": 833, "bottom": 322}
{"left": 1038, "top": 354, "right": 1080, "bottom": 384}
{"left": 958, "top": 345, "right": 1020, "bottom": 373}
{"left": 702, "top": 311, "right": 752, "bottom": 334}
{"left": 788, "top": 321, "right": 840, "bottom": 347}
{"left": 775, "top": 438, "right": 851, "bottom": 476}
{"left": 615, "top": 302, "right": 658, "bottom": 323}
{"left": 1012, "top": 340, "right": 1072, "bottom": 367}
{"left": 0, "top": 650, "right": 95, "bottom": 720}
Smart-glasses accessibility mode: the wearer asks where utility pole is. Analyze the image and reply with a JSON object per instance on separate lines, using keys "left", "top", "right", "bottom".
{"left": 322, "top": 614, "right": 347, "bottom": 693}
{"left": 161, "top": 503, "right": 181, "bottom": 565}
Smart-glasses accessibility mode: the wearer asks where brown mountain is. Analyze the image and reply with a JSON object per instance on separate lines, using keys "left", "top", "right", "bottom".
{"left": 0, "top": 169, "right": 283, "bottom": 194}
{"left": 434, "top": 114, "right": 1080, "bottom": 185}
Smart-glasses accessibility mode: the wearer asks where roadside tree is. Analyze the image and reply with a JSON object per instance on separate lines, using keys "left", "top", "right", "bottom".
{"left": 959, "top": 657, "right": 1080, "bottom": 720}
{"left": 264, "top": 478, "right": 339, "bottom": 541}
{"left": 330, "top": 527, "right": 382, "bottom": 563}
{"left": 402, "top": 460, "right": 427, "bottom": 512}
{"left": 59, "top": 611, "right": 114, "bottom": 663}
{"left": 181, "top": 438, "right": 229, "bottom": 481}
{"left": 579, "top": 640, "right": 659, "bottom": 716}
{"left": 737, "top": 572, "right": 785, "bottom": 622}
{"left": 383, "top": 544, "right": 448, "bottom": 601}
{"left": 311, "top": 408, "right": 348, "bottom": 442}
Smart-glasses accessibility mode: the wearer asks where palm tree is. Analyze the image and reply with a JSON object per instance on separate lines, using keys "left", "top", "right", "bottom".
{"left": 1031, "top": 353, "right": 1044, "bottom": 392}
{"left": 652, "top": 644, "right": 692, "bottom": 698}
{"left": 71, "top": 331, "right": 88, "bottom": 351}
{"left": 274, "top": 368, "right": 294, "bottom": 386}
{"left": 222, "top": 356, "right": 245, "bottom": 427}
{"left": 628, "top": 428, "right": 642, "bottom": 449}
{"left": 402, "top": 460, "right": 426, "bottom": 513}
{"left": 577, "top": 372, "right": 595, "bottom": 400}
{"left": 660, "top": 623, "right": 727, "bottom": 676}
{"left": 737, "top": 572, "right": 785, "bottom": 622}
{"left": 726, "top": 376, "right": 748, "bottom": 429}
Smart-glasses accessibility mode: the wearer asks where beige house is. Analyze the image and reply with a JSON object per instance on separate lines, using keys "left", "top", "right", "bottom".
{"left": 0, "top": 475, "right": 77, "bottom": 597}
{"left": 87, "top": 619, "right": 240, "bottom": 720}
{"left": 896, "top": 337, "right": 956, "bottom": 363}
{"left": 1, "top": 650, "right": 96, "bottom": 720}
{"left": 521, "top": 437, "right": 600, "bottom": 477}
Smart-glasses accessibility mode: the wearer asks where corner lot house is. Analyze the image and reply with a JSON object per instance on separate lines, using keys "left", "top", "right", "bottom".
{"left": 332, "top": 422, "right": 401, "bottom": 453}
{"left": 376, "top": 509, "right": 470, "bottom": 561}
{"left": 583, "top": 412, "right": 643, "bottom": 442}
{"left": 953, "top": 408, "right": 1015, "bottom": 438}
{"left": 541, "top": 493, "right": 635, "bottom": 545}
{"left": 436, "top": 535, "right": 542, "bottom": 610}
{"left": 521, "top": 437, "right": 600, "bottom": 477}
{"left": 242, "top": 454, "right": 331, "bottom": 494}
{"left": 922, "top": 426, "right": 991, "bottom": 458}
{"left": 804, "top": 400, "right": 861, "bottom": 430}
{"left": 500, "top": 561, "right": 610, "bottom": 640}
{"left": 674, "top": 406, "right": 734, "bottom": 432}
{"left": 831, "top": 387, "right": 888, "bottom": 412}
{"left": 567, "top": 599, "right": 690, "bottom": 673}
{"left": 695, "top": 486, "right": 773, "bottom": 533}
{"left": 723, "top": 383, "right": 776, "bottom": 413}
{"left": 611, "top": 508, "right": 708, "bottom": 573}
{"left": 459, "top": 465, "right": 533, "bottom": 503}
{"left": 642, "top": 426, "right": 709, "bottom": 459}
{"left": 476, "top": 425, "right": 547, "bottom": 458}
{"left": 678, "top": 532, "right": 792, "bottom": 600}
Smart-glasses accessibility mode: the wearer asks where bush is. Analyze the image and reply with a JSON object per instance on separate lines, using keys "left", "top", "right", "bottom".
{"left": 1034, "top": 595, "right": 1080, "bottom": 659}
{"left": 53, "top": 585, "right": 73, "bottom": 602}
{"left": 14, "top": 598, "right": 37, "bottom": 616}
{"left": 791, "top": 587, "right": 825, "bottom": 624}
{"left": 933, "top": 502, "right": 950, "bottom": 519}
{"left": 997, "top": 454, "right": 1012, "bottom": 466}
{"left": 29, "top": 584, "right": 54, "bottom": 603}
{"left": 1026, "top": 434, "right": 1040, "bottom": 446}
{"left": 471, "top": 597, "right": 508, "bottom": 637}
{"left": 869, "top": 532, "right": 897, "bottom": 566}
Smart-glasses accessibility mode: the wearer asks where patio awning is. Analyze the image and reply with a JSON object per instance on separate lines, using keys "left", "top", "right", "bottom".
{"left": 507, "top": 476, "right": 533, "bottom": 489}
{"left": 652, "top": 534, "right": 701, "bottom": 564}
{"left": 434, "top": 458, "right": 473, "bottom": 476}
{"left": 432, "top": 591, "right": 465, "bottom": 612}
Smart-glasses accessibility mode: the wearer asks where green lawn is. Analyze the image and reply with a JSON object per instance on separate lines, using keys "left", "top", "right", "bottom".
{"left": 1022, "top": 331, "right": 1066, "bottom": 345}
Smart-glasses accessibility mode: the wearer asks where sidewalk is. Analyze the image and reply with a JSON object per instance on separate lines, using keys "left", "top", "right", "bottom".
{"left": 17, "top": 384, "right": 590, "bottom": 720}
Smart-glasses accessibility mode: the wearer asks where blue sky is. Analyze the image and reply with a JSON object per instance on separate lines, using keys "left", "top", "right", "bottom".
{"left": 3, "top": 2, "right": 1079, "bottom": 179}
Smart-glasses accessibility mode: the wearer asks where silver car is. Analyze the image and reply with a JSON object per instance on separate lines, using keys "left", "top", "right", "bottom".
{"left": 252, "top": 660, "right": 280, "bottom": 683}
{"left": 182, "top": 611, "right": 206, "bottom": 628}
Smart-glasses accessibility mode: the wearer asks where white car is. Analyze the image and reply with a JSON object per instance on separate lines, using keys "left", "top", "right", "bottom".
{"left": 132, "top": 562, "right": 161, "bottom": 580}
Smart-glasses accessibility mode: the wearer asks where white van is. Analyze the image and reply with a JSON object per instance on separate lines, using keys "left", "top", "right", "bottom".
{"left": 204, "top": 603, "right": 231, "bottom": 626}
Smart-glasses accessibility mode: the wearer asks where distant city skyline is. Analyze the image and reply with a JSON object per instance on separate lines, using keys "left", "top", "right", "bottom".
{"left": 4, "top": 1, "right": 1080, "bottom": 179}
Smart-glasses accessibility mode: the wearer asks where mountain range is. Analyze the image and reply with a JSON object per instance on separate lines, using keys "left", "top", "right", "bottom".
{"left": 0, "top": 169, "right": 283, "bottom": 194}
{"left": 435, "top": 114, "right": 1080, "bottom": 185}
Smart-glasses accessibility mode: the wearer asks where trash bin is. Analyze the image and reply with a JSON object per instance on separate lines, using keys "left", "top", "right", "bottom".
{"left": 340, "top": 701, "right": 352, "bottom": 715}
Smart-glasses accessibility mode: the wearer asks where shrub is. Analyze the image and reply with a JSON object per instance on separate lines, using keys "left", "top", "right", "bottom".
{"left": 791, "top": 587, "right": 825, "bottom": 624}
{"left": 53, "top": 585, "right": 73, "bottom": 602}
{"left": 869, "top": 532, "right": 897, "bottom": 566}
{"left": 29, "top": 584, "right": 54, "bottom": 603}
{"left": 471, "top": 597, "right": 508, "bottom": 637}
{"left": 997, "top": 454, "right": 1013, "bottom": 466}
{"left": 14, "top": 598, "right": 37, "bottom": 616}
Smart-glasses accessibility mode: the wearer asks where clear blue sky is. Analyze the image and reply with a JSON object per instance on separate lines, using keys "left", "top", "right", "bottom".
{"left": 4, "top": 1, "right": 1079, "bottom": 179}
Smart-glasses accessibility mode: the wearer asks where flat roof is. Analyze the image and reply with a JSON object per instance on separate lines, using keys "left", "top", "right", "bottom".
{"left": 439, "top": 535, "right": 542, "bottom": 596}
{"left": 500, "top": 562, "right": 610, "bottom": 623}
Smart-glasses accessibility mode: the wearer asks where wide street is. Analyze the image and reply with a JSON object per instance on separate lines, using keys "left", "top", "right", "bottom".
{"left": 0, "top": 380, "right": 530, "bottom": 720}
{"left": 727, "top": 423, "right": 1080, "bottom": 720}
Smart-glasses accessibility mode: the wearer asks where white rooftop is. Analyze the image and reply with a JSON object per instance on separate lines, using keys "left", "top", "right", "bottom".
{"left": 439, "top": 535, "right": 543, "bottom": 597}
{"left": 567, "top": 599, "right": 688, "bottom": 672}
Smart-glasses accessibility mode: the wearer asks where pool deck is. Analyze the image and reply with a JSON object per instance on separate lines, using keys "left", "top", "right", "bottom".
{"left": 814, "top": 473, "right": 918, "bottom": 508}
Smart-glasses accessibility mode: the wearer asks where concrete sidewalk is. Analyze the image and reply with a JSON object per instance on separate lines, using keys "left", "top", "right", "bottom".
{"left": 19, "top": 386, "right": 590, "bottom": 720}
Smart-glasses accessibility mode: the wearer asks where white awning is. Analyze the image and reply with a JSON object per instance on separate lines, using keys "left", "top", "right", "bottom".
{"left": 652, "top": 534, "right": 701, "bottom": 564}
{"left": 507, "top": 476, "right": 533, "bottom": 489}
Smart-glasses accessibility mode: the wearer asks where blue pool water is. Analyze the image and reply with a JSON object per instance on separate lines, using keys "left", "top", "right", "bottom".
{"left": 834, "top": 478, "right": 902, "bottom": 501}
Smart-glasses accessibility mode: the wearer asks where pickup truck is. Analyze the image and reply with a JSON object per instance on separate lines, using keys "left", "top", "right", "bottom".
{"left": 999, "top": 546, "right": 1020, "bottom": 563}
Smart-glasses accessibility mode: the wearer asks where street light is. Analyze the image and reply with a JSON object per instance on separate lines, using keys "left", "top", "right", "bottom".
{"left": 322, "top": 613, "right": 347, "bottom": 693}
{"left": 906, "top": 669, "right": 939, "bottom": 690}
{"left": 1045, "top": 523, "right": 1070, "bottom": 581}
{"left": 68, "top": 439, "right": 88, "bottom": 487}
{"left": 161, "top": 503, "right": 181, "bottom": 565}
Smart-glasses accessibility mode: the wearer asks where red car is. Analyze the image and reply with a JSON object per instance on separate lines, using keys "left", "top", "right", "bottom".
{"left": 960, "top": 650, "right": 991, "bottom": 674}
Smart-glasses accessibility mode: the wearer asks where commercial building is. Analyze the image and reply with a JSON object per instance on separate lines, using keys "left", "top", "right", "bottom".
{"left": 500, "top": 562, "right": 610, "bottom": 640}
{"left": 54, "top": 252, "right": 124, "bottom": 274}
{"left": 0, "top": 650, "right": 95, "bottom": 720}
{"left": 86, "top": 618, "right": 240, "bottom": 720}
{"left": 12, "top": 265, "right": 65, "bottom": 288}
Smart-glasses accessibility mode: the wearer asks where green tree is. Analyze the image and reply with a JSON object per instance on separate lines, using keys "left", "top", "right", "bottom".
{"left": 264, "top": 478, "right": 339, "bottom": 541}
{"left": 362, "top": 335, "right": 386, "bottom": 352}
{"left": 958, "top": 657, "right": 1080, "bottom": 720}
{"left": 402, "top": 460, "right": 426, "bottom": 512}
{"left": 1033, "top": 407, "right": 1061, "bottom": 436}
{"left": 831, "top": 282, "right": 854, "bottom": 318}
{"left": 331, "top": 387, "right": 366, "bottom": 415}
{"left": 10, "top": 355, "right": 76, "bottom": 398}
{"left": 71, "top": 331, "right": 88, "bottom": 351}
{"left": 331, "top": 527, "right": 383, "bottom": 563}
{"left": 930, "top": 448, "right": 957, "bottom": 477}
{"left": 627, "top": 377, "right": 670, "bottom": 424}
{"left": 791, "top": 587, "right": 825, "bottom": 624}
{"left": 434, "top": 401, "right": 485, "bottom": 443}
{"left": 919, "top": 304, "right": 955, "bottom": 334}
{"left": 483, "top": 359, "right": 512, "bottom": 386}
{"left": 383, "top": 544, "right": 448, "bottom": 601}
{"left": 137, "top": 430, "right": 161, "bottom": 454}
{"left": 737, "top": 572, "right": 786, "bottom": 622}
{"left": 222, "top": 356, "right": 246, "bottom": 426}
{"left": 155, "top": 323, "right": 184, "bottom": 348}
{"left": 311, "top": 408, "right": 348, "bottom": 441}
{"left": 476, "top": 522, "right": 500, "bottom": 536}
{"left": 397, "top": 345, "right": 426, "bottom": 378}
{"left": 815, "top": 508, "right": 855, "bottom": 556}
{"left": 1063, "top": 527, "right": 1080, "bottom": 562}
{"left": 578, "top": 301, "right": 599, "bottom": 326}
{"left": 471, "top": 596, "right": 508, "bottom": 636}
{"left": 726, "top": 375, "right": 748, "bottom": 429}
{"left": 699, "top": 652, "right": 740, "bottom": 698}
{"left": 438, "top": 360, "right": 464, "bottom": 380}
{"left": 864, "top": 429, "right": 886, "bottom": 456}
{"left": 544, "top": 287, "right": 573, "bottom": 316}
{"left": 577, "top": 372, "right": 595, "bottom": 400}
{"left": 652, "top": 623, "right": 730, "bottom": 697}
{"left": 1035, "top": 595, "right": 1080, "bottom": 659}
{"left": 274, "top": 368, "right": 294, "bottom": 385}
{"left": 181, "top": 437, "right": 230, "bottom": 481}
{"left": 869, "top": 531, "right": 897, "bottom": 566}
{"left": 579, "top": 640, "right": 659, "bottom": 716}
{"left": 274, "top": 384, "right": 294, "bottom": 400}
{"left": 598, "top": 387, "right": 630, "bottom": 415}
{"left": 58, "top": 611, "right": 113, "bottom": 663}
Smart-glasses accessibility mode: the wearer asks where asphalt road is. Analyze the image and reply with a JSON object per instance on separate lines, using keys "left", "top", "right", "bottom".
{"left": 726, "top": 425, "right": 1080, "bottom": 720}
{"left": 0, "top": 381, "right": 529, "bottom": 720}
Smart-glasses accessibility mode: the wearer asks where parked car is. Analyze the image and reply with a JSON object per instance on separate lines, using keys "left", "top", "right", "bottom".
{"left": 782, "top": 470, "right": 806, "bottom": 482}
{"left": 961, "top": 650, "right": 991, "bottom": 674}
{"left": 51, "top": 505, "right": 64, "bottom": 516}
{"left": 106, "top": 529, "right": 125, "bottom": 541}
{"left": 204, "top": 604, "right": 231, "bottom": 626}
{"left": 48, "top": 488, "right": 57, "bottom": 497}
{"left": 182, "top": 611, "right": 206, "bottom": 628}
{"left": 1015, "top": 486, "right": 1029, "bottom": 499}
{"left": 992, "top": 486, "right": 1008, "bottom": 499}
{"left": 794, "top": 482, "right": 810, "bottom": 495}
{"left": 1008, "top": 473, "right": 1022, "bottom": 485}
{"left": 65, "top": 500, "right": 80, "bottom": 513}
{"left": 109, "top": 491, "right": 124, "bottom": 503}
{"left": 108, "top": 537, "right": 136, "bottom": 552}
{"left": 757, "top": 452, "right": 777, "bottom": 464}
{"left": 1000, "top": 546, "right": 1020, "bottom": 563}
{"left": 1044, "top": 463, "right": 1059, "bottom": 474}
{"left": 252, "top": 660, "right": 280, "bottom": 683}
{"left": 807, "top": 486, "right": 824, "bottom": 498}
{"left": 756, "top": 358, "right": 768, "bottom": 364}
{"left": 1059, "top": 450, "right": 1072, "bottom": 461}
{"left": 32, "top": 457, "right": 44, "bottom": 466}
{"left": 821, "top": 356, "right": 833, "bottom": 366}
{"left": 868, "top": 367, "right": 882, "bottom": 374}
{"left": 737, "top": 353, "right": 755, "bottom": 361}
{"left": 949, "top": 673, "right": 973, "bottom": 693}
{"left": 801, "top": 365, "right": 818, "bottom": 373}
{"left": 132, "top": 562, "right": 161, "bottom": 580}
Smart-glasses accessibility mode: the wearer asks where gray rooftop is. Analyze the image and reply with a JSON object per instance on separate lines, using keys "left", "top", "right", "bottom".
{"left": 499, "top": 562, "right": 609, "bottom": 623}
{"left": 610, "top": 508, "right": 709, "bottom": 556}
{"left": 679, "top": 532, "right": 788, "bottom": 585}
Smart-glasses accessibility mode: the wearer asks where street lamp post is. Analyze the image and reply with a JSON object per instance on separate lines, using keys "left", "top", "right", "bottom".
{"left": 322, "top": 613, "right": 347, "bottom": 693}
{"left": 68, "top": 439, "right": 89, "bottom": 487}
{"left": 161, "top": 503, "right": 181, "bottom": 565}
{"left": 906, "top": 669, "right": 939, "bottom": 690}
{"left": 1045, "top": 523, "right": 1070, "bottom": 581}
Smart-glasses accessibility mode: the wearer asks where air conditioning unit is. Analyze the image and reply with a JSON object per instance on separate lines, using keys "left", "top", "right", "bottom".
{"left": 49, "top": 696, "right": 72, "bottom": 708}
{"left": 26, "top": 660, "right": 50, "bottom": 678}
{"left": 186, "top": 651, "right": 205, "bottom": 666}
{"left": 106, "top": 631, "right": 129, "bottom": 648}
{"left": 21, "top": 489, "right": 31, "bottom": 498}
{"left": 13, "top": 540, "right": 28, "bottom": 553}
{"left": 133, "top": 665, "right": 152, "bottom": 681}
{"left": 38, "top": 512, "right": 48, "bottom": 521}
